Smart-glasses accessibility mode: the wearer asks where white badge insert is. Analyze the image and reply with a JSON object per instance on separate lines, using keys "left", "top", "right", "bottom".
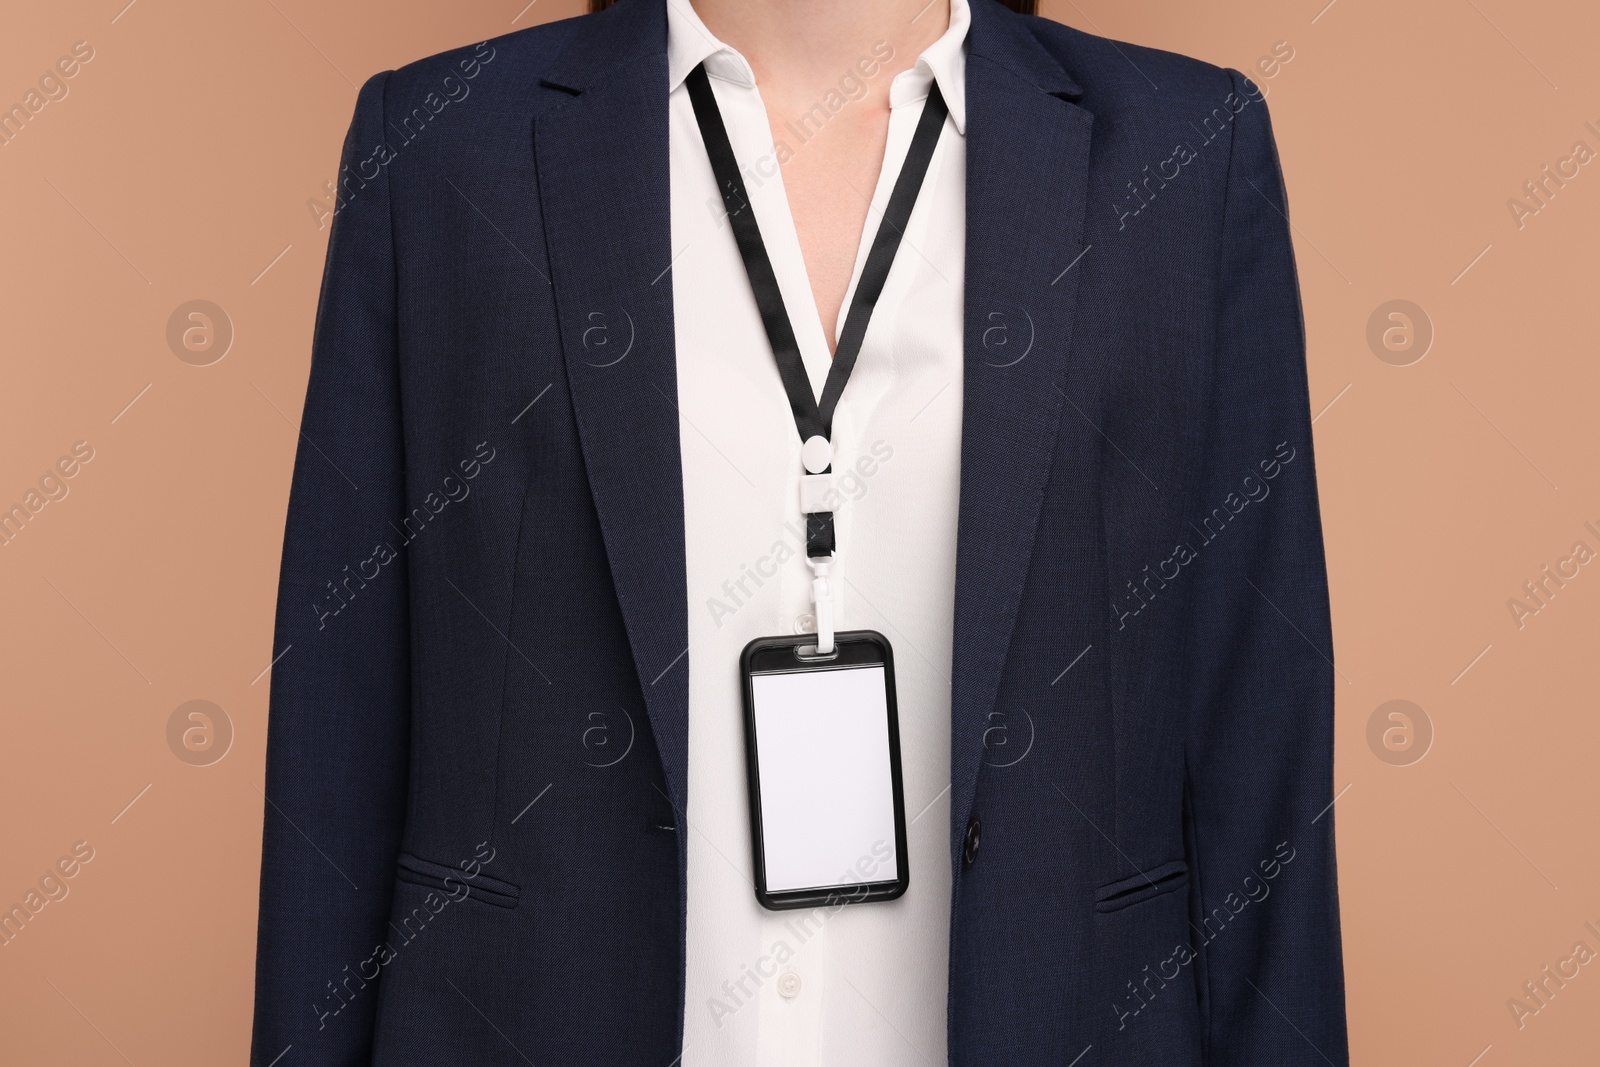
{"left": 749, "top": 664, "right": 900, "bottom": 893}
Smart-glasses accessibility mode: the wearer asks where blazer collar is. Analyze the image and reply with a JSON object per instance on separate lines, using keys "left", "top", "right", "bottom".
{"left": 538, "top": 0, "right": 666, "bottom": 98}
{"left": 966, "top": 0, "right": 1082, "bottom": 98}
{"left": 536, "top": 0, "right": 1082, "bottom": 118}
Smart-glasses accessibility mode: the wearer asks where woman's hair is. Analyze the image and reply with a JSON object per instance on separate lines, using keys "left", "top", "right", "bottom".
{"left": 588, "top": 0, "right": 1037, "bottom": 13}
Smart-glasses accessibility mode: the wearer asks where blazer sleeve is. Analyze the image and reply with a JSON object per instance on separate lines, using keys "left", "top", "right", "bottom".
{"left": 1179, "top": 69, "right": 1350, "bottom": 1065}
{"left": 251, "top": 70, "right": 412, "bottom": 1067}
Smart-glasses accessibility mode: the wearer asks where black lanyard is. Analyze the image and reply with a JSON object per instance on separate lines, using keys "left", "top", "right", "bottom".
{"left": 685, "top": 62, "right": 948, "bottom": 561}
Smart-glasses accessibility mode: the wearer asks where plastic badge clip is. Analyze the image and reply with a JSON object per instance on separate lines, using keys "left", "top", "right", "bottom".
{"left": 807, "top": 554, "right": 836, "bottom": 655}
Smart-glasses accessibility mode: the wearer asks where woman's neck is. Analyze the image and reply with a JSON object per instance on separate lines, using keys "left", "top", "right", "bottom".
{"left": 690, "top": 0, "right": 950, "bottom": 111}
{"left": 686, "top": 0, "right": 953, "bottom": 353}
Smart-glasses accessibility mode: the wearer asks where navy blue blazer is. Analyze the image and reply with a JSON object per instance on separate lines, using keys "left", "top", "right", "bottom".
{"left": 252, "top": 0, "right": 1348, "bottom": 1063}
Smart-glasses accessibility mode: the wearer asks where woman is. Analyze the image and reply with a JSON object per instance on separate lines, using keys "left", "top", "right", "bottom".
{"left": 251, "top": 0, "right": 1348, "bottom": 1064}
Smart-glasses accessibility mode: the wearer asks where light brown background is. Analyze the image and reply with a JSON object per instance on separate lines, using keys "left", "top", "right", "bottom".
{"left": 2, "top": 0, "right": 1596, "bottom": 1063}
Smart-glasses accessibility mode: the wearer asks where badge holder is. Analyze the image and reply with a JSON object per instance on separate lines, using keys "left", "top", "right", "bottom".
{"left": 740, "top": 631, "right": 910, "bottom": 910}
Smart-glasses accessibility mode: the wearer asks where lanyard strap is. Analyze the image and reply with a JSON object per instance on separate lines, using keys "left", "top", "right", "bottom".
{"left": 687, "top": 63, "right": 947, "bottom": 654}
{"left": 685, "top": 62, "right": 948, "bottom": 564}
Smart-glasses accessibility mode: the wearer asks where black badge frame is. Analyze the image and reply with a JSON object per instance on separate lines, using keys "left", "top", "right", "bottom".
{"left": 739, "top": 630, "right": 911, "bottom": 910}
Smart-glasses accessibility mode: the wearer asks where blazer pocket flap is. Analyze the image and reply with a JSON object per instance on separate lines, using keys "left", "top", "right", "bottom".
{"left": 395, "top": 852, "right": 520, "bottom": 908}
{"left": 1094, "top": 859, "right": 1188, "bottom": 913}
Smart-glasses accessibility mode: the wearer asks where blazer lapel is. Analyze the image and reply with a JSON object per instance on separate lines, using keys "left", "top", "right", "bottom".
{"left": 951, "top": 1, "right": 1095, "bottom": 869}
{"left": 533, "top": 2, "right": 692, "bottom": 819}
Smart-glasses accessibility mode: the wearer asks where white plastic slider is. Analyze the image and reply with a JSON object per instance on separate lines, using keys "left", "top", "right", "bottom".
{"left": 807, "top": 555, "right": 835, "bottom": 655}
{"left": 799, "top": 473, "right": 835, "bottom": 514}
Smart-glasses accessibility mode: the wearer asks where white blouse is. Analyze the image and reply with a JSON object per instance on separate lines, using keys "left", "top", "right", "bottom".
{"left": 667, "top": 0, "right": 971, "bottom": 1064}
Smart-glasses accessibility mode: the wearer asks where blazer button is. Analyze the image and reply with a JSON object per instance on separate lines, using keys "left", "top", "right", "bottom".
{"left": 963, "top": 816, "right": 981, "bottom": 867}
